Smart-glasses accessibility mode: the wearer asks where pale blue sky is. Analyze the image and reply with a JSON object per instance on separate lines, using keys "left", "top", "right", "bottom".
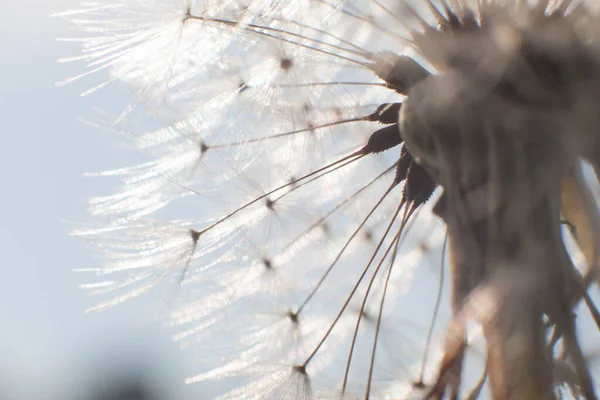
{"left": 0, "top": 1, "right": 202, "bottom": 398}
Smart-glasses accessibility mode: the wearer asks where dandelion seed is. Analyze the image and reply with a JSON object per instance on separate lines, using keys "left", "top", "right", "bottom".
{"left": 61, "top": 0, "right": 600, "bottom": 398}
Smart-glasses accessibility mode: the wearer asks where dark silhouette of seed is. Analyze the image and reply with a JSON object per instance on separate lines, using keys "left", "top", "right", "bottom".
{"left": 394, "top": 145, "right": 412, "bottom": 185}
{"left": 369, "top": 103, "right": 402, "bottom": 124}
{"left": 403, "top": 162, "right": 437, "bottom": 207}
{"left": 361, "top": 124, "right": 403, "bottom": 155}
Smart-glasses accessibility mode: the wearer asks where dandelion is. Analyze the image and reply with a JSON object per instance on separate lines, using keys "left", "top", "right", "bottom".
{"left": 59, "top": 0, "right": 600, "bottom": 398}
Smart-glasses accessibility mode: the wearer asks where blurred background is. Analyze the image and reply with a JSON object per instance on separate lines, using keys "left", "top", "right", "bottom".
{"left": 0, "top": 1, "right": 202, "bottom": 399}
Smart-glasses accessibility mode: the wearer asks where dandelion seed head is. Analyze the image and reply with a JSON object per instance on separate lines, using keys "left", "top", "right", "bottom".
{"left": 62, "top": 0, "right": 600, "bottom": 397}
